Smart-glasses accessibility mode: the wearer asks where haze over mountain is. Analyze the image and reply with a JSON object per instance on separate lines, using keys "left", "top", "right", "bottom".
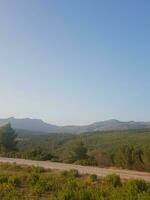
{"left": 0, "top": 117, "right": 150, "bottom": 134}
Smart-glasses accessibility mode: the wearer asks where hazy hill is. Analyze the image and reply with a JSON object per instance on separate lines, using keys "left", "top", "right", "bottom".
{"left": 0, "top": 117, "right": 150, "bottom": 134}
{"left": 0, "top": 117, "right": 59, "bottom": 133}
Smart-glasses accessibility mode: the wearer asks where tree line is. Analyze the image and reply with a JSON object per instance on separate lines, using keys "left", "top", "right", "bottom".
{"left": 0, "top": 124, "right": 150, "bottom": 172}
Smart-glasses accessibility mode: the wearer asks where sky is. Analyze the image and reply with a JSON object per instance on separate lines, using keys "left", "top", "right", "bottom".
{"left": 0, "top": 0, "right": 150, "bottom": 125}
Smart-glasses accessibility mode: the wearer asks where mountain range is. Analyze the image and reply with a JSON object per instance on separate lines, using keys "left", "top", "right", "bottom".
{"left": 0, "top": 117, "right": 150, "bottom": 134}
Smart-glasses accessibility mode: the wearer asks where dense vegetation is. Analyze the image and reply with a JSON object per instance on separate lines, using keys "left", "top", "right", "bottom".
{"left": 1, "top": 125, "right": 150, "bottom": 172}
{"left": 0, "top": 125, "right": 150, "bottom": 199}
{"left": 0, "top": 162, "right": 149, "bottom": 200}
{"left": 16, "top": 128, "right": 150, "bottom": 172}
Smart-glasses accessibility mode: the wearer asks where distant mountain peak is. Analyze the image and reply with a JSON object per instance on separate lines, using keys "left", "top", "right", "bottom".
{"left": 105, "top": 119, "right": 120, "bottom": 122}
{"left": 0, "top": 117, "right": 150, "bottom": 134}
{"left": 8, "top": 117, "right": 15, "bottom": 120}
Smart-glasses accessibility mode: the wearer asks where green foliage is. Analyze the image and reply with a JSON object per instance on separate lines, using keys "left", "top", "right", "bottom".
{"left": 0, "top": 174, "right": 8, "bottom": 183}
{"left": 68, "top": 142, "right": 88, "bottom": 162}
{"left": 0, "top": 163, "right": 149, "bottom": 199}
{"left": 21, "top": 147, "right": 53, "bottom": 160}
{"left": 62, "top": 169, "right": 79, "bottom": 178}
{"left": 74, "top": 159, "right": 91, "bottom": 165}
{"left": 32, "top": 176, "right": 51, "bottom": 195}
{"left": 8, "top": 175, "right": 22, "bottom": 187}
{"left": 28, "top": 172, "right": 40, "bottom": 186}
{"left": 114, "top": 145, "right": 144, "bottom": 170}
{"left": 1, "top": 126, "right": 150, "bottom": 172}
{"left": 89, "top": 174, "right": 97, "bottom": 182}
{"left": 0, "top": 183, "right": 24, "bottom": 200}
{"left": 105, "top": 174, "right": 121, "bottom": 187}
{"left": 124, "top": 179, "right": 148, "bottom": 194}
{"left": 0, "top": 124, "right": 17, "bottom": 151}
{"left": 15, "top": 128, "right": 150, "bottom": 172}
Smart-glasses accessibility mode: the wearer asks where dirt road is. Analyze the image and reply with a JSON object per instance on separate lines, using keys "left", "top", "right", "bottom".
{"left": 0, "top": 157, "right": 150, "bottom": 182}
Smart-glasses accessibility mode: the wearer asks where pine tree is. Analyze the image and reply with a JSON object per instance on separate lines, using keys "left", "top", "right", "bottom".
{"left": 0, "top": 124, "right": 17, "bottom": 151}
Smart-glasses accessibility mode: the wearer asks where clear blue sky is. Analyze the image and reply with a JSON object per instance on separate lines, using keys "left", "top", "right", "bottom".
{"left": 0, "top": 0, "right": 150, "bottom": 125}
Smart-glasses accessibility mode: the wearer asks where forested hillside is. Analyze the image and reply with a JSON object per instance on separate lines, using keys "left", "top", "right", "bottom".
{"left": 0, "top": 125, "right": 149, "bottom": 172}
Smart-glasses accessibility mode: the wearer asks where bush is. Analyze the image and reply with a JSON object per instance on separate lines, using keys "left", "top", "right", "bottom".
{"left": 89, "top": 174, "right": 97, "bottom": 182}
{"left": 33, "top": 177, "right": 50, "bottom": 195}
{"left": 0, "top": 174, "right": 8, "bottom": 183}
{"left": 124, "top": 179, "right": 148, "bottom": 193}
{"left": 74, "top": 159, "right": 89, "bottom": 165}
{"left": 137, "top": 192, "right": 150, "bottom": 200}
{"left": 33, "top": 166, "right": 45, "bottom": 173}
{"left": 28, "top": 172, "right": 40, "bottom": 186}
{"left": 0, "top": 183, "right": 24, "bottom": 199}
{"left": 105, "top": 174, "right": 121, "bottom": 187}
{"left": 62, "top": 169, "right": 79, "bottom": 179}
{"left": 8, "top": 175, "right": 21, "bottom": 187}
{"left": 0, "top": 162, "right": 150, "bottom": 199}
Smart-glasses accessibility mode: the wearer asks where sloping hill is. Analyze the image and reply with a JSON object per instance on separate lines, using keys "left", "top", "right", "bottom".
{"left": 0, "top": 117, "right": 150, "bottom": 133}
{"left": 0, "top": 117, "right": 59, "bottom": 133}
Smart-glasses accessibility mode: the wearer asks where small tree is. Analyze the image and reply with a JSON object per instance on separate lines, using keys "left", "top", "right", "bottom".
{"left": 0, "top": 124, "right": 17, "bottom": 151}
{"left": 69, "top": 142, "right": 87, "bottom": 162}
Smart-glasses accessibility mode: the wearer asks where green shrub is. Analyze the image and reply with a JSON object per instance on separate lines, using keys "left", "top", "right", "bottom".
{"left": 124, "top": 179, "right": 148, "bottom": 193}
{"left": 137, "top": 192, "right": 150, "bottom": 200}
{"left": 28, "top": 172, "right": 40, "bottom": 186}
{"left": 33, "top": 166, "right": 45, "bottom": 173}
{"left": 33, "top": 176, "right": 52, "bottom": 195}
{"left": 0, "top": 183, "right": 24, "bottom": 199}
{"left": 0, "top": 162, "right": 149, "bottom": 199}
{"left": 0, "top": 174, "right": 8, "bottom": 183}
{"left": 90, "top": 174, "right": 97, "bottom": 182}
{"left": 8, "top": 175, "right": 22, "bottom": 187}
{"left": 105, "top": 174, "right": 121, "bottom": 187}
{"left": 74, "top": 159, "right": 89, "bottom": 165}
{"left": 66, "top": 169, "right": 79, "bottom": 178}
